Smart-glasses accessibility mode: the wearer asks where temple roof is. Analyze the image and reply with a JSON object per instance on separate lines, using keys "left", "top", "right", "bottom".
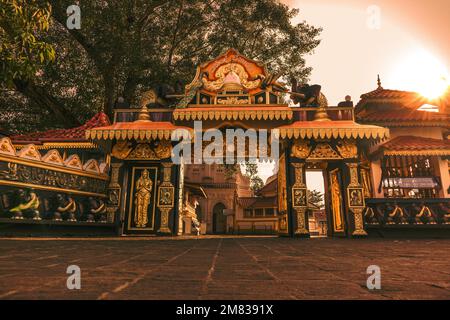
{"left": 11, "top": 112, "right": 110, "bottom": 147}
{"left": 184, "top": 183, "right": 208, "bottom": 198}
{"left": 374, "top": 135, "right": 450, "bottom": 156}
{"left": 356, "top": 107, "right": 450, "bottom": 126}
{"left": 256, "top": 175, "right": 277, "bottom": 196}
{"left": 236, "top": 196, "right": 277, "bottom": 209}
{"left": 355, "top": 79, "right": 449, "bottom": 126}
{"left": 276, "top": 120, "right": 389, "bottom": 140}
{"left": 359, "top": 87, "right": 424, "bottom": 101}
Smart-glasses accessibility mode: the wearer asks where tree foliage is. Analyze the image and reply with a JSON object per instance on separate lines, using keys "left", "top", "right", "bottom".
{"left": 244, "top": 160, "right": 264, "bottom": 194}
{"left": 0, "top": 0, "right": 55, "bottom": 86}
{"left": 0, "top": 0, "right": 321, "bottom": 133}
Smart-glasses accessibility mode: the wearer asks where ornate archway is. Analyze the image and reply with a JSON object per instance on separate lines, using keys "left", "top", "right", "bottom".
{"left": 86, "top": 48, "right": 389, "bottom": 237}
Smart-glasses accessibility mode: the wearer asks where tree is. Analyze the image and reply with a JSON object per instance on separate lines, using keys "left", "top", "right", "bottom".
{"left": 0, "top": 0, "right": 55, "bottom": 86}
{"left": 244, "top": 160, "right": 264, "bottom": 194}
{"left": 0, "top": 0, "right": 321, "bottom": 133}
{"left": 307, "top": 189, "right": 324, "bottom": 210}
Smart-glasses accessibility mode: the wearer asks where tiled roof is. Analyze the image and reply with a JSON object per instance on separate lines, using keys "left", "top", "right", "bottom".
{"left": 11, "top": 112, "right": 110, "bottom": 144}
{"left": 360, "top": 87, "right": 423, "bottom": 100}
{"left": 276, "top": 120, "right": 389, "bottom": 139}
{"left": 356, "top": 108, "right": 450, "bottom": 124}
{"left": 381, "top": 136, "right": 450, "bottom": 152}
{"left": 237, "top": 196, "right": 277, "bottom": 209}
{"left": 257, "top": 176, "right": 277, "bottom": 196}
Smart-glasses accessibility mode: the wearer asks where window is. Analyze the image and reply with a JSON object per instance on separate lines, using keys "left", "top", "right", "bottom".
{"left": 381, "top": 155, "right": 438, "bottom": 198}
{"left": 254, "top": 208, "right": 264, "bottom": 217}
{"left": 244, "top": 209, "right": 253, "bottom": 218}
{"left": 265, "top": 208, "right": 275, "bottom": 216}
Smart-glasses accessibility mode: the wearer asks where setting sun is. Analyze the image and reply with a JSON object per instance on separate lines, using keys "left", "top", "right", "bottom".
{"left": 389, "top": 49, "right": 449, "bottom": 99}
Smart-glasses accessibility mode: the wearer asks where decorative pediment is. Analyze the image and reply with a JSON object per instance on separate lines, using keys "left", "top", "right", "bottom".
{"left": 42, "top": 149, "right": 64, "bottom": 166}
{"left": 64, "top": 154, "right": 83, "bottom": 170}
{"left": 0, "top": 137, "right": 16, "bottom": 156}
{"left": 186, "top": 49, "right": 270, "bottom": 95}
{"left": 291, "top": 140, "right": 311, "bottom": 158}
{"left": 83, "top": 159, "right": 100, "bottom": 173}
{"left": 17, "top": 144, "right": 41, "bottom": 161}
{"left": 111, "top": 141, "right": 172, "bottom": 160}
{"left": 308, "top": 143, "right": 341, "bottom": 160}
{"left": 336, "top": 140, "right": 358, "bottom": 158}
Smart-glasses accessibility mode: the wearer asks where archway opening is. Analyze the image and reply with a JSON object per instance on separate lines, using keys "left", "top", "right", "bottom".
{"left": 306, "top": 170, "right": 327, "bottom": 237}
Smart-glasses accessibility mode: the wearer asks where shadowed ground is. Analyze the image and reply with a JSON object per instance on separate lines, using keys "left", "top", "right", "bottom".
{"left": 0, "top": 236, "right": 449, "bottom": 300}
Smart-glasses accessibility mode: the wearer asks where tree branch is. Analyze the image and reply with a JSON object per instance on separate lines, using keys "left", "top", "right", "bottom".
{"left": 13, "top": 79, "right": 80, "bottom": 127}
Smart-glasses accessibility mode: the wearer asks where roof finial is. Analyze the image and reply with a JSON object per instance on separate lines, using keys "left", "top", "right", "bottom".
{"left": 377, "top": 74, "right": 382, "bottom": 89}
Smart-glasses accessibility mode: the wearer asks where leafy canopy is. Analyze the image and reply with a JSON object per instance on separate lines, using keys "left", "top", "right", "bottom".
{"left": 0, "top": 0, "right": 55, "bottom": 86}
{"left": 0, "top": 0, "right": 321, "bottom": 133}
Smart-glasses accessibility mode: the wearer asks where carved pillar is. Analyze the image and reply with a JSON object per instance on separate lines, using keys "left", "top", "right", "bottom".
{"left": 346, "top": 163, "right": 368, "bottom": 237}
{"left": 157, "top": 162, "right": 174, "bottom": 234}
{"left": 291, "top": 163, "right": 309, "bottom": 237}
{"left": 107, "top": 162, "right": 123, "bottom": 223}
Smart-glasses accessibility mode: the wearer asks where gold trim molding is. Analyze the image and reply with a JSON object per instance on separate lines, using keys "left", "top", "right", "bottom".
{"left": 0, "top": 180, "right": 106, "bottom": 198}
{"left": 277, "top": 126, "right": 389, "bottom": 140}
{"left": 173, "top": 109, "right": 292, "bottom": 121}
{"left": 86, "top": 128, "right": 191, "bottom": 141}
{"left": 384, "top": 149, "right": 450, "bottom": 156}
{"left": 0, "top": 138, "right": 108, "bottom": 179}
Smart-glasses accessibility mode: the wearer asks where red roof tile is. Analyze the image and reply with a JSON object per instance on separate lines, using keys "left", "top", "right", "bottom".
{"left": 11, "top": 112, "right": 110, "bottom": 144}
{"left": 257, "top": 176, "right": 277, "bottom": 196}
{"left": 92, "top": 120, "right": 183, "bottom": 131}
{"left": 357, "top": 108, "right": 449, "bottom": 123}
{"left": 380, "top": 136, "right": 450, "bottom": 152}
{"left": 360, "top": 87, "right": 423, "bottom": 100}
{"left": 237, "top": 196, "right": 277, "bottom": 209}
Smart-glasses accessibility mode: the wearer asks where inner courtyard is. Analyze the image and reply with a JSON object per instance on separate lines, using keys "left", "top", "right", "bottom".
{"left": 0, "top": 237, "right": 448, "bottom": 300}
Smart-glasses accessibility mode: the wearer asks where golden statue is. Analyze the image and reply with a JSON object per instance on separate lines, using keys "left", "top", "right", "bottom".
{"left": 134, "top": 169, "right": 153, "bottom": 227}
{"left": 330, "top": 172, "right": 344, "bottom": 232}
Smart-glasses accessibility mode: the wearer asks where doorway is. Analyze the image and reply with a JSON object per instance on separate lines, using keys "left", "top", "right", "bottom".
{"left": 305, "top": 170, "right": 327, "bottom": 237}
{"left": 212, "top": 203, "right": 227, "bottom": 234}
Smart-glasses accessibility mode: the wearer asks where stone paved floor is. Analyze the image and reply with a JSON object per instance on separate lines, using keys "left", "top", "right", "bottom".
{"left": 0, "top": 236, "right": 449, "bottom": 300}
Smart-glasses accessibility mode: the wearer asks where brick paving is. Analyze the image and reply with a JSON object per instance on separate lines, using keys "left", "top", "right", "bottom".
{"left": 0, "top": 236, "right": 449, "bottom": 300}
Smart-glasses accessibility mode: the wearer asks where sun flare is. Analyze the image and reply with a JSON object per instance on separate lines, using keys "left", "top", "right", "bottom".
{"left": 389, "top": 49, "right": 449, "bottom": 99}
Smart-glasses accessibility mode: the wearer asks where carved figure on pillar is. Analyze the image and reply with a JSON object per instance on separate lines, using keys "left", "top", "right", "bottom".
{"left": 291, "top": 163, "right": 309, "bottom": 236}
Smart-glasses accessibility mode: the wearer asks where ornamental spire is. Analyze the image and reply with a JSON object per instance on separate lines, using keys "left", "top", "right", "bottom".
{"left": 377, "top": 74, "right": 383, "bottom": 89}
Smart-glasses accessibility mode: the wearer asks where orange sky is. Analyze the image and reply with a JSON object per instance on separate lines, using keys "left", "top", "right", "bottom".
{"left": 257, "top": 0, "right": 449, "bottom": 186}
{"left": 281, "top": 0, "right": 450, "bottom": 104}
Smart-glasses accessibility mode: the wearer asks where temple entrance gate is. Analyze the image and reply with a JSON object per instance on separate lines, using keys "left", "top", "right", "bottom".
{"left": 86, "top": 48, "right": 389, "bottom": 237}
